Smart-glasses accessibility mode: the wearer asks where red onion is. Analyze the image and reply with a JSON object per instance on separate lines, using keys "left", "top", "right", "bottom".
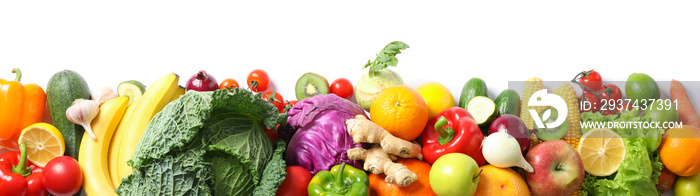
{"left": 488, "top": 114, "right": 531, "bottom": 154}
{"left": 185, "top": 70, "right": 219, "bottom": 91}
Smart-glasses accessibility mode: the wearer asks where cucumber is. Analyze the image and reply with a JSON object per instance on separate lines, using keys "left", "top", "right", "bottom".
{"left": 467, "top": 96, "right": 498, "bottom": 135}
{"left": 459, "top": 77, "right": 488, "bottom": 109}
{"left": 495, "top": 89, "right": 521, "bottom": 116}
{"left": 118, "top": 80, "right": 146, "bottom": 105}
{"left": 47, "top": 70, "right": 91, "bottom": 160}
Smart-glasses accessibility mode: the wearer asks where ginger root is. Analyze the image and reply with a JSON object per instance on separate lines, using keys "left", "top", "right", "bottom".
{"left": 345, "top": 114, "right": 424, "bottom": 187}
{"left": 347, "top": 146, "right": 418, "bottom": 187}
{"left": 346, "top": 115, "right": 423, "bottom": 160}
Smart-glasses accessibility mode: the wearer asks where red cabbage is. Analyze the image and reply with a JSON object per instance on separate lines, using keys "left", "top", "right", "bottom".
{"left": 285, "top": 94, "right": 367, "bottom": 174}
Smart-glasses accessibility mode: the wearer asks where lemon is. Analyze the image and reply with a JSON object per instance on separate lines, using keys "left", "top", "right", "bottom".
{"left": 577, "top": 128, "right": 626, "bottom": 176}
{"left": 18, "top": 123, "right": 65, "bottom": 167}
{"left": 625, "top": 73, "right": 660, "bottom": 105}
{"left": 416, "top": 82, "right": 455, "bottom": 118}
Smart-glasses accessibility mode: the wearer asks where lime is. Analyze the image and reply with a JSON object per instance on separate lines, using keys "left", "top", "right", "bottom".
{"left": 644, "top": 100, "right": 679, "bottom": 127}
{"left": 118, "top": 80, "right": 146, "bottom": 105}
{"left": 416, "top": 82, "right": 455, "bottom": 119}
{"left": 625, "top": 73, "right": 660, "bottom": 105}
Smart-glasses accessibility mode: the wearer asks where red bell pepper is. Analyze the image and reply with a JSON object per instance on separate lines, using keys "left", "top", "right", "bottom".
{"left": 0, "top": 143, "right": 48, "bottom": 196}
{"left": 421, "top": 107, "right": 487, "bottom": 166}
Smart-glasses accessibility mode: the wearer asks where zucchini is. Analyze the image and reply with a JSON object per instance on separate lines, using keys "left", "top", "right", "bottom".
{"left": 495, "top": 89, "right": 521, "bottom": 116}
{"left": 47, "top": 70, "right": 91, "bottom": 159}
{"left": 467, "top": 96, "right": 498, "bottom": 135}
{"left": 459, "top": 77, "right": 488, "bottom": 109}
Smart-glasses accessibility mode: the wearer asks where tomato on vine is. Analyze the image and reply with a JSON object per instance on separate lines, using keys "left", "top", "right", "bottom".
{"left": 578, "top": 70, "right": 603, "bottom": 93}
{"left": 247, "top": 69, "right": 270, "bottom": 92}
{"left": 219, "top": 78, "right": 239, "bottom": 89}
{"left": 599, "top": 84, "right": 622, "bottom": 101}
{"left": 262, "top": 91, "right": 285, "bottom": 113}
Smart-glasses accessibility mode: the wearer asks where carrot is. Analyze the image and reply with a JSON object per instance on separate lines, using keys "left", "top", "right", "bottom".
{"left": 671, "top": 79, "right": 700, "bottom": 129}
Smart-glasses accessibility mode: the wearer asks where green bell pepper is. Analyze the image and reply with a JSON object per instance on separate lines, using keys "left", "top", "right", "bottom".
{"left": 308, "top": 163, "right": 369, "bottom": 196}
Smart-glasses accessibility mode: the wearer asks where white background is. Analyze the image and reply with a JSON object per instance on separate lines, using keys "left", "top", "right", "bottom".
{"left": 1, "top": 1, "right": 697, "bottom": 194}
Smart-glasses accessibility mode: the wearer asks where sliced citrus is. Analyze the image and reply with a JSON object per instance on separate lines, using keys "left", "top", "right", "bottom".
{"left": 18, "top": 122, "right": 65, "bottom": 167}
{"left": 577, "top": 128, "right": 626, "bottom": 176}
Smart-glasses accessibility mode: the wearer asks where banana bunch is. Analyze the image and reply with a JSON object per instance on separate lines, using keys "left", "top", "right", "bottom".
{"left": 78, "top": 96, "right": 128, "bottom": 196}
{"left": 79, "top": 73, "right": 183, "bottom": 195}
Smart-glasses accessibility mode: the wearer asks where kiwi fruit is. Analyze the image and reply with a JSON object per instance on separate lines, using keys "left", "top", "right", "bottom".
{"left": 295, "top": 72, "right": 330, "bottom": 100}
{"left": 535, "top": 107, "right": 569, "bottom": 141}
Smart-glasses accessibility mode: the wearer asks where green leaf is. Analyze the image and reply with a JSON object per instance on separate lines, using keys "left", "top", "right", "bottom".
{"left": 205, "top": 113, "right": 273, "bottom": 188}
{"left": 117, "top": 139, "right": 212, "bottom": 196}
{"left": 128, "top": 91, "right": 213, "bottom": 169}
{"left": 364, "top": 41, "right": 409, "bottom": 77}
{"left": 253, "top": 141, "right": 288, "bottom": 196}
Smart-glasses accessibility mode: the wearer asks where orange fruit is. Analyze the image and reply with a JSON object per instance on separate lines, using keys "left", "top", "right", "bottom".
{"left": 659, "top": 126, "right": 700, "bottom": 176}
{"left": 369, "top": 159, "right": 436, "bottom": 196}
{"left": 475, "top": 165, "right": 530, "bottom": 196}
{"left": 370, "top": 85, "right": 429, "bottom": 141}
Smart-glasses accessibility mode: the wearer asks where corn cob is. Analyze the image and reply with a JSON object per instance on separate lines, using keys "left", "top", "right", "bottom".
{"left": 519, "top": 77, "right": 547, "bottom": 149}
{"left": 554, "top": 82, "right": 581, "bottom": 149}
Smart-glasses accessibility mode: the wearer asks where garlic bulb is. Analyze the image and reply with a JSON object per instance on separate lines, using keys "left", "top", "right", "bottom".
{"left": 66, "top": 99, "right": 100, "bottom": 140}
{"left": 92, "top": 86, "right": 118, "bottom": 106}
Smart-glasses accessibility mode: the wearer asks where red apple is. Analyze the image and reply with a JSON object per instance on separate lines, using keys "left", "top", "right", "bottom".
{"left": 525, "top": 140, "right": 585, "bottom": 196}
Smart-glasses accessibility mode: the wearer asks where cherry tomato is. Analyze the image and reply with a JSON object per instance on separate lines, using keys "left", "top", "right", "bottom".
{"left": 599, "top": 84, "right": 622, "bottom": 101}
{"left": 264, "top": 124, "right": 280, "bottom": 143}
{"left": 42, "top": 156, "right": 82, "bottom": 196}
{"left": 329, "top": 78, "right": 354, "bottom": 99}
{"left": 579, "top": 92, "right": 601, "bottom": 113}
{"left": 219, "top": 78, "right": 239, "bottom": 89}
{"left": 276, "top": 166, "right": 313, "bottom": 196}
{"left": 247, "top": 69, "right": 270, "bottom": 92}
{"left": 262, "top": 91, "right": 285, "bottom": 113}
{"left": 578, "top": 70, "right": 603, "bottom": 93}
{"left": 285, "top": 100, "right": 298, "bottom": 108}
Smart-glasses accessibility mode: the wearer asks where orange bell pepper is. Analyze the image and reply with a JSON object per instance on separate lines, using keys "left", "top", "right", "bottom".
{"left": 0, "top": 68, "right": 46, "bottom": 151}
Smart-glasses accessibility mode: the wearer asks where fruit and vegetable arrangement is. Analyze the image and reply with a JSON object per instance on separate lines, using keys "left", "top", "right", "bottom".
{"left": 1, "top": 41, "right": 699, "bottom": 196}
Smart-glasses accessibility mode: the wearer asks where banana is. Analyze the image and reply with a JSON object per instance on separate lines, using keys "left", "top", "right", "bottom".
{"left": 116, "top": 73, "right": 179, "bottom": 183}
{"left": 108, "top": 99, "right": 140, "bottom": 188}
{"left": 78, "top": 96, "right": 129, "bottom": 196}
{"left": 168, "top": 85, "right": 186, "bottom": 103}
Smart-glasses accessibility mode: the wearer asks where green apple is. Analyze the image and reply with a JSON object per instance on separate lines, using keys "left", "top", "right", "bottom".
{"left": 429, "top": 153, "right": 480, "bottom": 196}
{"left": 675, "top": 172, "right": 700, "bottom": 196}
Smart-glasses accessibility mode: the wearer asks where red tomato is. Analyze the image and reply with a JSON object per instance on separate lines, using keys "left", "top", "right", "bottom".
{"left": 579, "top": 92, "right": 601, "bottom": 113}
{"left": 599, "top": 84, "right": 622, "bottom": 101}
{"left": 247, "top": 69, "right": 270, "bottom": 92}
{"left": 285, "top": 100, "right": 298, "bottom": 108}
{"left": 578, "top": 70, "right": 603, "bottom": 93}
{"left": 219, "top": 78, "right": 239, "bottom": 89}
{"left": 276, "top": 166, "right": 313, "bottom": 196}
{"left": 263, "top": 91, "right": 285, "bottom": 113}
{"left": 42, "top": 156, "right": 82, "bottom": 196}
{"left": 329, "top": 78, "right": 354, "bottom": 99}
{"left": 264, "top": 124, "right": 280, "bottom": 143}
